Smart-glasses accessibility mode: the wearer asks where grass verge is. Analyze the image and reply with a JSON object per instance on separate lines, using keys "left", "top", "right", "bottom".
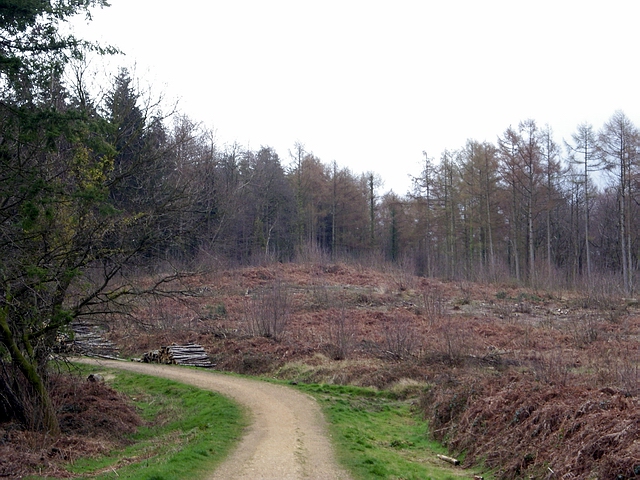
{"left": 29, "top": 364, "right": 247, "bottom": 480}
{"left": 295, "top": 383, "right": 490, "bottom": 480}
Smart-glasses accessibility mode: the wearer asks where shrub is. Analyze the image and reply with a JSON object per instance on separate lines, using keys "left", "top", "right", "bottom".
{"left": 381, "top": 313, "right": 419, "bottom": 361}
{"left": 420, "top": 288, "right": 445, "bottom": 324}
{"left": 243, "top": 279, "right": 290, "bottom": 341}
{"left": 327, "top": 307, "right": 356, "bottom": 360}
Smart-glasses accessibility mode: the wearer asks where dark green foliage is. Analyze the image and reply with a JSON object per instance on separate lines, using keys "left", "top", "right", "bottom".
{"left": 0, "top": 1, "right": 112, "bottom": 109}
{"left": 0, "top": 0, "right": 191, "bottom": 434}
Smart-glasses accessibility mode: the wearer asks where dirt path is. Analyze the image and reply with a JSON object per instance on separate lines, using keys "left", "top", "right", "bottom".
{"left": 76, "top": 359, "right": 352, "bottom": 480}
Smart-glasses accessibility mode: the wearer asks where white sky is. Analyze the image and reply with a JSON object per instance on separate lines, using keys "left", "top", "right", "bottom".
{"left": 70, "top": 1, "right": 640, "bottom": 194}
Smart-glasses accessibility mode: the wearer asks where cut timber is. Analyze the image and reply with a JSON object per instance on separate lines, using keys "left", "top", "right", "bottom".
{"left": 142, "top": 343, "right": 214, "bottom": 368}
{"left": 436, "top": 454, "right": 460, "bottom": 466}
{"left": 56, "top": 321, "right": 120, "bottom": 359}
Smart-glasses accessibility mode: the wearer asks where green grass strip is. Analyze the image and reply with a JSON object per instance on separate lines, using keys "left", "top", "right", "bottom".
{"left": 296, "top": 383, "right": 489, "bottom": 480}
{"left": 31, "top": 365, "right": 247, "bottom": 480}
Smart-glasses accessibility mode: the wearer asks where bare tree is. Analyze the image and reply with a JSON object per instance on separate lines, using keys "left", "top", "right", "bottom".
{"left": 458, "top": 140, "right": 500, "bottom": 279}
{"left": 498, "top": 127, "right": 524, "bottom": 281}
{"left": 436, "top": 150, "right": 460, "bottom": 278}
{"left": 566, "top": 123, "right": 601, "bottom": 281}
{"left": 518, "top": 119, "right": 543, "bottom": 285}
{"left": 599, "top": 111, "right": 640, "bottom": 293}
{"left": 539, "top": 125, "right": 563, "bottom": 280}
{"left": 411, "top": 152, "right": 438, "bottom": 276}
{"left": 365, "top": 171, "right": 383, "bottom": 249}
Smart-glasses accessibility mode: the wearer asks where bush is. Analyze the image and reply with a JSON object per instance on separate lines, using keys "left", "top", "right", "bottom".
{"left": 381, "top": 313, "right": 419, "bottom": 361}
{"left": 243, "top": 279, "right": 290, "bottom": 341}
{"left": 327, "top": 307, "right": 356, "bottom": 360}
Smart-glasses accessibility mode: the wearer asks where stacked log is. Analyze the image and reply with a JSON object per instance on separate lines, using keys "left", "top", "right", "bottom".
{"left": 56, "top": 322, "right": 120, "bottom": 359}
{"left": 142, "top": 349, "right": 161, "bottom": 363}
{"left": 72, "top": 323, "right": 120, "bottom": 358}
{"left": 142, "top": 343, "right": 213, "bottom": 368}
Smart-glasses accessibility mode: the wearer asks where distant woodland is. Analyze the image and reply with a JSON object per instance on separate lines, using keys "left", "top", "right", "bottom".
{"left": 158, "top": 109, "right": 636, "bottom": 293}
{"left": 62, "top": 66, "right": 636, "bottom": 295}
{"left": 1, "top": 0, "right": 639, "bottom": 433}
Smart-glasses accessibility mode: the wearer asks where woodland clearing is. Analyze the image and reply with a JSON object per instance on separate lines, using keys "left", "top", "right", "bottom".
{"left": 2, "top": 262, "right": 639, "bottom": 479}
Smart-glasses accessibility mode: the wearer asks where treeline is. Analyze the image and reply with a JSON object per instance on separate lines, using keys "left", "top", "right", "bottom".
{"left": 398, "top": 115, "right": 638, "bottom": 291}
{"left": 6, "top": 64, "right": 634, "bottom": 295}
{"left": 139, "top": 96, "right": 640, "bottom": 294}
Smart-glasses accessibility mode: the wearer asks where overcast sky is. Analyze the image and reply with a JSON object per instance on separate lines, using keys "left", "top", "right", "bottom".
{"left": 70, "top": 1, "right": 640, "bottom": 194}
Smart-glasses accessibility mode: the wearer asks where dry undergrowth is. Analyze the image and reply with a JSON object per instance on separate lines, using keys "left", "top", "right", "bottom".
{"left": 105, "top": 262, "right": 640, "bottom": 478}
{"left": 0, "top": 373, "right": 141, "bottom": 479}
{"left": 421, "top": 372, "right": 640, "bottom": 479}
{"left": 4, "top": 262, "right": 639, "bottom": 479}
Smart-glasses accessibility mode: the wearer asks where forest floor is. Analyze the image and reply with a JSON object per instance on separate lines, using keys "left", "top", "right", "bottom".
{"left": 2, "top": 261, "right": 639, "bottom": 478}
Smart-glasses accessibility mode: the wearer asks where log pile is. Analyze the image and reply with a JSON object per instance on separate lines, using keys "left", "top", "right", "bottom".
{"left": 72, "top": 323, "right": 120, "bottom": 358}
{"left": 56, "top": 322, "right": 120, "bottom": 359}
{"left": 142, "top": 343, "right": 213, "bottom": 368}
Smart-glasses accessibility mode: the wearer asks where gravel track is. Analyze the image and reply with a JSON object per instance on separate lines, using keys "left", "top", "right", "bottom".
{"left": 77, "top": 358, "right": 352, "bottom": 480}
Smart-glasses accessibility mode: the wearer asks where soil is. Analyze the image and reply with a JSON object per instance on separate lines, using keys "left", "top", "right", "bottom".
{"left": 77, "top": 358, "right": 352, "bottom": 480}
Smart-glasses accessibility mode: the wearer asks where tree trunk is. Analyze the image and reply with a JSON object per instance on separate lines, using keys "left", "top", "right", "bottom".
{"left": 485, "top": 171, "right": 495, "bottom": 275}
{"left": 511, "top": 182, "right": 521, "bottom": 282}
{"left": 620, "top": 159, "right": 629, "bottom": 293}
{"left": 584, "top": 155, "right": 592, "bottom": 282}
{"left": 369, "top": 174, "right": 375, "bottom": 248}
{"left": 0, "top": 310, "right": 60, "bottom": 435}
{"left": 332, "top": 162, "right": 337, "bottom": 257}
{"left": 625, "top": 165, "right": 633, "bottom": 292}
{"left": 528, "top": 196, "right": 535, "bottom": 285}
{"left": 546, "top": 206, "right": 552, "bottom": 279}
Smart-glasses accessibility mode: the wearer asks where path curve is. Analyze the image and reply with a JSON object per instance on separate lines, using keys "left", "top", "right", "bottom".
{"left": 76, "top": 358, "right": 352, "bottom": 480}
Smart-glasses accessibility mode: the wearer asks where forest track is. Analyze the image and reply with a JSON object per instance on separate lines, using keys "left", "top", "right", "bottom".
{"left": 76, "top": 358, "right": 352, "bottom": 480}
